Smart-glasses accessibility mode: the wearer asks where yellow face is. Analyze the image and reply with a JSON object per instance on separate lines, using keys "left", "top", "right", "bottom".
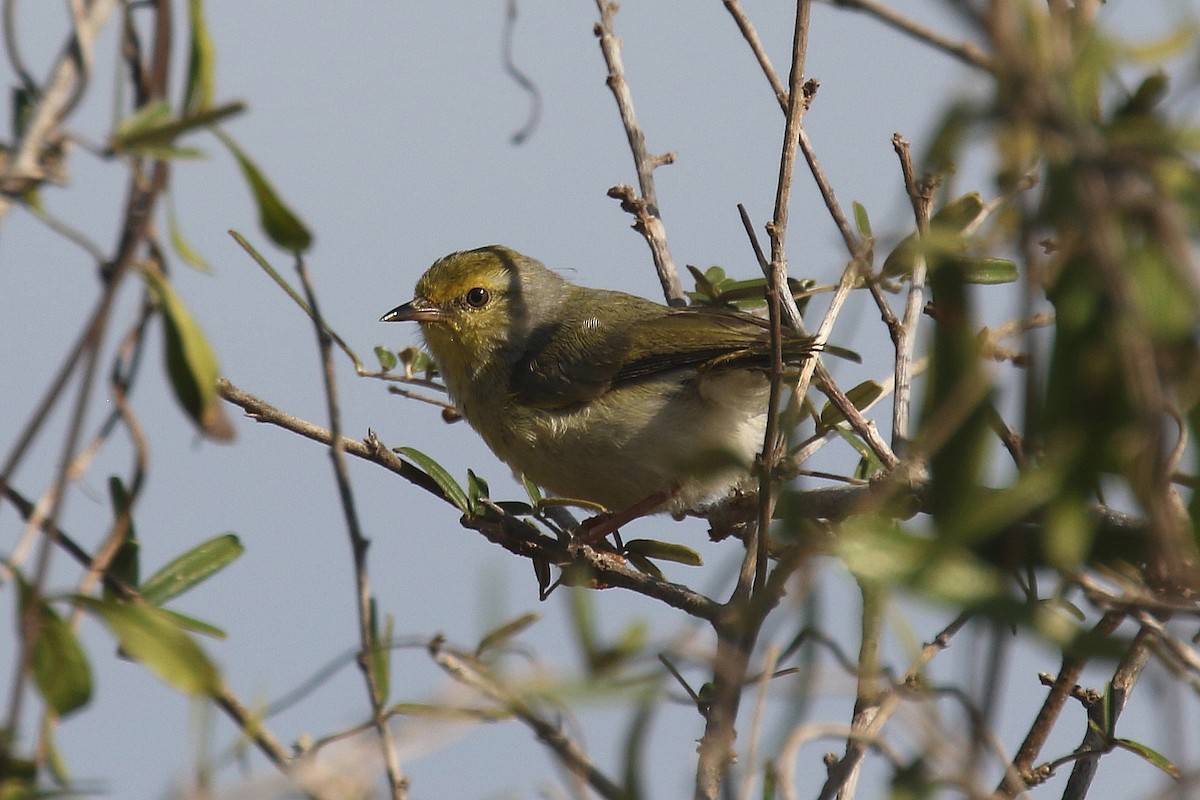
{"left": 399, "top": 247, "right": 528, "bottom": 396}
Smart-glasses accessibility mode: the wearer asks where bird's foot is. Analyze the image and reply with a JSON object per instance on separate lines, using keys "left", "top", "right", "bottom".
{"left": 577, "top": 487, "right": 676, "bottom": 546}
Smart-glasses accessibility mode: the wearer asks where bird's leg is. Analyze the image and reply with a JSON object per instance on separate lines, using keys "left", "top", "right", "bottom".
{"left": 577, "top": 485, "right": 678, "bottom": 546}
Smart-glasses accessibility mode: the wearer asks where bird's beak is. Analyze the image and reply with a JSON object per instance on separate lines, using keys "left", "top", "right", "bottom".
{"left": 380, "top": 298, "right": 441, "bottom": 323}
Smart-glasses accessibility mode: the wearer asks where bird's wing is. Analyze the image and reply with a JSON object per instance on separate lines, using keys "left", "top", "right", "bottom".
{"left": 509, "top": 299, "right": 821, "bottom": 410}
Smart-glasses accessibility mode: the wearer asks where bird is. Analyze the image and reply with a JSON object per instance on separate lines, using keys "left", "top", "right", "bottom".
{"left": 381, "top": 245, "right": 831, "bottom": 519}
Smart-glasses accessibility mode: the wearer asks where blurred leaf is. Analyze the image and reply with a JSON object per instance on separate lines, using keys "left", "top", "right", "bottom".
{"left": 922, "top": 98, "right": 979, "bottom": 175}
{"left": 369, "top": 602, "right": 392, "bottom": 704}
{"left": 12, "top": 85, "right": 34, "bottom": 140}
{"left": 852, "top": 201, "right": 872, "bottom": 238}
{"left": 142, "top": 267, "right": 234, "bottom": 440}
{"left": 395, "top": 446, "right": 470, "bottom": 513}
{"left": 922, "top": 250, "right": 992, "bottom": 536}
{"left": 960, "top": 256, "right": 1017, "bottom": 285}
{"left": 75, "top": 597, "right": 220, "bottom": 696}
{"left": 819, "top": 380, "right": 885, "bottom": 430}
{"left": 623, "top": 539, "right": 702, "bottom": 566}
{"left": 1113, "top": 738, "right": 1181, "bottom": 779}
{"left": 158, "top": 608, "right": 227, "bottom": 640}
{"left": 838, "top": 518, "right": 1005, "bottom": 606}
{"left": 42, "top": 719, "right": 70, "bottom": 785}
{"left": 882, "top": 192, "right": 990, "bottom": 280}
{"left": 183, "top": 0, "right": 216, "bottom": 113}
{"left": 140, "top": 533, "right": 244, "bottom": 605}
{"left": 106, "top": 476, "right": 139, "bottom": 593}
{"left": 111, "top": 99, "right": 244, "bottom": 156}
{"left": 621, "top": 691, "right": 658, "bottom": 800}
{"left": 18, "top": 581, "right": 92, "bottom": 716}
{"left": 476, "top": 611, "right": 540, "bottom": 656}
{"left": 374, "top": 346, "right": 398, "bottom": 371}
{"left": 168, "top": 191, "right": 211, "bottom": 273}
{"left": 216, "top": 129, "right": 312, "bottom": 253}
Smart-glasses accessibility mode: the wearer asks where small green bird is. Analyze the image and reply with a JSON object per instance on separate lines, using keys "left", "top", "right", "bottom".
{"left": 381, "top": 245, "right": 826, "bottom": 516}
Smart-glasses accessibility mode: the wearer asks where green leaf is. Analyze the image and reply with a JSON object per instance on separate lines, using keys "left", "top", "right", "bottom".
{"left": 183, "top": 0, "right": 216, "bottom": 114}
{"left": 852, "top": 201, "right": 873, "bottom": 238}
{"left": 158, "top": 608, "right": 227, "bottom": 640}
{"left": 216, "top": 129, "right": 313, "bottom": 253}
{"left": 142, "top": 267, "right": 234, "bottom": 440}
{"left": 369, "top": 601, "right": 392, "bottom": 704}
{"left": 75, "top": 596, "right": 220, "bottom": 696}
{"left": 19, "top": 582, "right": 92, "bottom": 716}
{"left": 466, "top": 469, "right": 489, "bottom": 513}
{"left": 395, "top": 446, "right": 470, "bottom": 513}
{"left": 140, "top": 533, "right": 244, "bottom": 605}
{"left": 625, "top": 553, "right": 664, "bottom": 580}
{"left": 476, "top": 611, "right": 540, "bottom": 656}
{"left": 1112, "top": 738, "right": 1182, "bottom": 778}
{"left": 522, "top": 475, "right": 544, "bottom": 506}
{"left": 818, "top": 380, "right": 885, "bottom": 430}
{"left": 961, "top": 256, "right": 1018, "bottom": 285}
{"left": 112, "top": 100, "right": 245, "bottom": 155}
{"left": 106, "top": 476, "right": 140, "bottom": 592}
{"left": 374, "top": 346, "right": 398, "bottom": 371}
{"left": 882, "top": 192, "right": 990, "bottom": 280}
{"left": 623, "top": 539, "right": 703, "bottom": 566}
{"left": 167, "top": 191, "right": 211, "bottom": 273}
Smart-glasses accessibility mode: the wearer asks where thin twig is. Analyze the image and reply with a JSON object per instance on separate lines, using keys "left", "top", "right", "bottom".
{"left": 812, "top": 611, "right": 973, "bottom": 800}
{"left": 890, "top": 133, "right": 933, "bottom": 453}
{"left": 821, "top": 0, "right": 992, "bottom": 71}
{"left": 0, "top": 0, "right": 117, "bottom": 212}
{"left": 593, "top": 0, "right": 683, "bottom": 305}
{"left": 217, "top": 379, "right": 721, "bottom": 622}
{"left": 295, "top": 256, "right": 408, "bottom": 800}
{"left": 1061, "top": 627, "right": 1154, "bottom": 799}
{"left": 431, "top": 643, "right": 627, "bottom": 800}
{"left": 994, "top": 610, "right": 1126, "bottom": 798}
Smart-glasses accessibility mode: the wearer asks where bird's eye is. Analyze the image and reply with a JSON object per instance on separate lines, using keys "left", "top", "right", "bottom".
{"left": 465, "top": 287, "right": 490, "bottom": 308}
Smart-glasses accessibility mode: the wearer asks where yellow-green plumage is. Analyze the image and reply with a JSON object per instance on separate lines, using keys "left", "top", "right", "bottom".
{"left": 382, "top": 245, "right": 822, "bottom": 513}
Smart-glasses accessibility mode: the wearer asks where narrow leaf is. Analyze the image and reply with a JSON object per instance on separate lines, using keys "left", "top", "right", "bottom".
{"left": 1112, "top": 738, "right": 1181, "bottom": 778}
{"left": 395, "top": 446, "right": 470, "bottom": 512}
{"left": 168, "top": 191, "right": 211, "bottom": 273}
{"left": 217, "top": 130, "right": 312, "bottom": 253}
{"left": 852, "top": 201, "right": 873, "bottom": 237}
{"left": 76, "top": 596, "right": 220, "bottom": 696}
{"left": 819, "top": 380, "right": 885, "bottom": 430}
{"left": 466, "top": 469, "right": 489, "bottom": 513}
{"left": 476, "top": 611, "right": 541, "bottom": 656}
{"left": 106, "top": 476, "right": 139, "bottom": 592}
{"left": 140, "top": 533, "right": 244, "bottom": 605}
{"left": 20, "top": 584, "right": 92, "bottom": 716}
{"left": 183, "top": 0, "right": 216, "bottom": 113}
{"left": 625, "top": 553, "right": 664, "bottom": 580}
{"left": 623, "top": 539, "right": 703, "bottom": 566}
{"left": 142, "top": 268, "right": 234, "bottom": 440}
{"left": 961, "top": 256, "right": 1018, "bottom": 285}
{"left": 158, "top": 608, "right": 227, "bottom": 640}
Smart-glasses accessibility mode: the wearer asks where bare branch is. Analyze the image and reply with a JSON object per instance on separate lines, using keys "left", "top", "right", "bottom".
{"left": 593, "top": 1, "right": 684, "bottom": 305}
